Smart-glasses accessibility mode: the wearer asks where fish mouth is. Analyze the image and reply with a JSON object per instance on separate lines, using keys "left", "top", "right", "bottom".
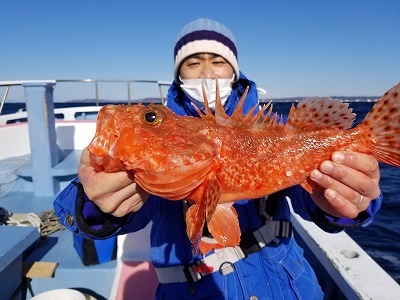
{"left": 133, "top": 157, "right": 214, "bottom": 200}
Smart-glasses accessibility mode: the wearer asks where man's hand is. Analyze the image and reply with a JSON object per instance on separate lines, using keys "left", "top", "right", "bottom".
{"left": 78, "top": 148, "right": 149, "bottom": 217}
{"left": 309, "top": 151, "right": 381, "bottom": 219}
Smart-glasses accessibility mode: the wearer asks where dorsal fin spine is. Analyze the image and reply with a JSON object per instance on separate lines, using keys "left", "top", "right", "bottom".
{"left": 195, "top": 83, "right": 280, "bottom": 130}
{"left": 230, "top": 86, "right": 249, "bottom": 123}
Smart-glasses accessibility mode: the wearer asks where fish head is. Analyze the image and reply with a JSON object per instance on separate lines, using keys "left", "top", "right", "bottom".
{"left": 88, "top": 103, "right": 220, "bottom": 199}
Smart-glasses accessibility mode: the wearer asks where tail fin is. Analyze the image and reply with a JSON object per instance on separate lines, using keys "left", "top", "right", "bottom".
{"left": 361, "top": 82, "right": 400, "bottom": 166}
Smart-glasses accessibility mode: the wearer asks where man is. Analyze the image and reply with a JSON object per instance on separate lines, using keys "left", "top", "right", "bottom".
{"left": 55, "top": 18, "right": 381, "bottom": 299}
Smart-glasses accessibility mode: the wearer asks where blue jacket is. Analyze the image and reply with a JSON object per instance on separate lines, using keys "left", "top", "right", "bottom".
{"left": 54, "top": 72, "right": 381, "bottom": 299}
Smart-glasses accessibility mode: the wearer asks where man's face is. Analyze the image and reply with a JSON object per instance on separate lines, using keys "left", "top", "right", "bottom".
{"left": 179, "top": 53, "right": 234, "bottom": 81}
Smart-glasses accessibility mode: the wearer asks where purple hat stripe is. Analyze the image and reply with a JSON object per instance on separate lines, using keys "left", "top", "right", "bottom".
{"left": 174, "top": 30, "right": 237, "bottom": 58}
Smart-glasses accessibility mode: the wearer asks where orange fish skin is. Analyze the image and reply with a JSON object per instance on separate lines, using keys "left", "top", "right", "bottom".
{"left": 215, "top": 126, "right": 370, "bottom": 202}
{"left": 87, "top": 82, "right": 400, "bottom": 250}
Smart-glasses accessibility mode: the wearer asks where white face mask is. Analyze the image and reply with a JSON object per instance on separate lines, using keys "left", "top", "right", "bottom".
{"left": 180, "top": 75, "right": 234, "bottom": 109}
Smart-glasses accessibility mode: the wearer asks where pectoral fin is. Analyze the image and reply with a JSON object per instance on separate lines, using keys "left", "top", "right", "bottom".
{"left": 207, "top": 203, "right": 240, "bottom": 247}
{"left": 204, "top": 174, "right": 221, "bottom": 223}
{"left": 185, "top": 171, "right": 222, "bottom": 254}
{"left": 186, "top": 203, "right": 205, "bottom": 255}
{"left": 186, "top": 166, "right": 241, "bottom": 252}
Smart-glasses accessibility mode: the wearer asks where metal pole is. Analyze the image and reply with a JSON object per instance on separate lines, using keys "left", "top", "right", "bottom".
{"left": 158, "top": 83, "right": 165, "bottom": 105}
{"left": 22, "top": 81, "right": 59, "bottom": 196}
{"left": 95, "top": 81, "right": 99, "bottom": 106}
{"left": 0, "top": 85, "right": 10, "bottom": 114}
{"left": 127, "top": 81, "right": 131, "bottom": 104}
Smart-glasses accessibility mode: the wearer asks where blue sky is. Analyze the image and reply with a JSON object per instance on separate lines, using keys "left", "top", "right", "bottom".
{"left": 1, "top": 0, "right": 399, "bottom": 101}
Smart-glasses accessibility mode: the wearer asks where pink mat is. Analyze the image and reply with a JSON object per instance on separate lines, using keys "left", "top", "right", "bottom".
{"left": 115, "top": 261, "right": 158, "bottom": 299}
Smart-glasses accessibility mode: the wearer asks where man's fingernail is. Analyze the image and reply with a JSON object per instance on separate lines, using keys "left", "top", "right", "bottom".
{"left": 325, "top": 189, "right": 336, "bottom": 200}
{"left": 320, "top": 161, "right": 334, "bottom": 173}
{"left": 310, "top": 169, "right": 323, "bottom": 180}
{"left": 332, "top": 152, "right": 345, "bottom": 163}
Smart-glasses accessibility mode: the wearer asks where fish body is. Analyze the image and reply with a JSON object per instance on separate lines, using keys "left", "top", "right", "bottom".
{"left": 88, "top": 83, "right": 400, "bottom": 251}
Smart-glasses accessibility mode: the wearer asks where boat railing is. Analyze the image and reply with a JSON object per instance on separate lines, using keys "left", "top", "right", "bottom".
{"left": 0, "top": 79, "right": 172, "bottom": 115}
{"left": 0, "top": 80, "right": 173, "bottom": 197}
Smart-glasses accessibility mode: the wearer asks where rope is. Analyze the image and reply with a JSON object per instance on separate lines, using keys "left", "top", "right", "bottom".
{"left": 39, "top": 210, "right": 66, "bottom": 236}
{"left": 4, "top": 209, "right": 65, "bottom": 237}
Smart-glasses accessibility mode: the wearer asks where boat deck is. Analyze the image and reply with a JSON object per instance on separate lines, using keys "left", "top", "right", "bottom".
{"left": 0, "top": 191, "right": 117, "bottom": 299}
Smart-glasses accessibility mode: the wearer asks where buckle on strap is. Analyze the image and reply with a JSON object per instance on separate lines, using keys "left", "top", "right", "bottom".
{"left": 255, "top": 220, "right": 293, "bottom": 246}
{"left": 156, "top": 246, "right": 246, "bottom": 283}
{"left": 181, "top": 246, "right": 243, "bottom": 282}
{"left": 185, "top": 257, "right": 218, "bottom": 283}
{"left": 183, "top": 264, "right": 203, "bottom": 283}
{"left": 240, "top": 220, "right": 293, "bottom": 257}
{"left": 214, "top": 246, "right": 245, "bottom": 275}
{"left": 254, "top": 220, "right": 279, "bottom": 248}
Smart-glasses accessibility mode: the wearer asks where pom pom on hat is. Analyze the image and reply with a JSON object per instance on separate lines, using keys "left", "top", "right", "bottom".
{"left": 174, "top": 18, "right": 239, "bottom": 83}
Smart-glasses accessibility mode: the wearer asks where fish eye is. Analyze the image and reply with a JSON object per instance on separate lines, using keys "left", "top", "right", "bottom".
{"left": 144, "top": 111, "right": 157, "bottom": 124}
{"left": 141, "top": 108, "right": 164, "bottom": 125}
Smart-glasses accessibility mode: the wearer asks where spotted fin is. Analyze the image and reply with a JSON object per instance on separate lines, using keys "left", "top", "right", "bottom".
{"left": 359, "top": 82, "right": 400, "bottom": 166}
{"left": 286, "top": 98, "right": 355, "bottom": 130}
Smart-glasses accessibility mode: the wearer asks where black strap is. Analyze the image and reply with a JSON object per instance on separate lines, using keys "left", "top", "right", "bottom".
{"left": 73, "top": 181, "right": 123, "bottom": 238}
{"left": 255, "top": 190, "right": 287, "bottom": 222}
{"left": 239, "top": 231, "right": 261, "bottom": 257}
{"left": 239, "top": 220, "right": 293, "bottom": 257}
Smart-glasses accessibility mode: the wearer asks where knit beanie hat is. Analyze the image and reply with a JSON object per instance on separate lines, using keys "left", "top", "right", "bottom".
{"left": 174, "top": 18, "right": 239, "bottom": 83}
